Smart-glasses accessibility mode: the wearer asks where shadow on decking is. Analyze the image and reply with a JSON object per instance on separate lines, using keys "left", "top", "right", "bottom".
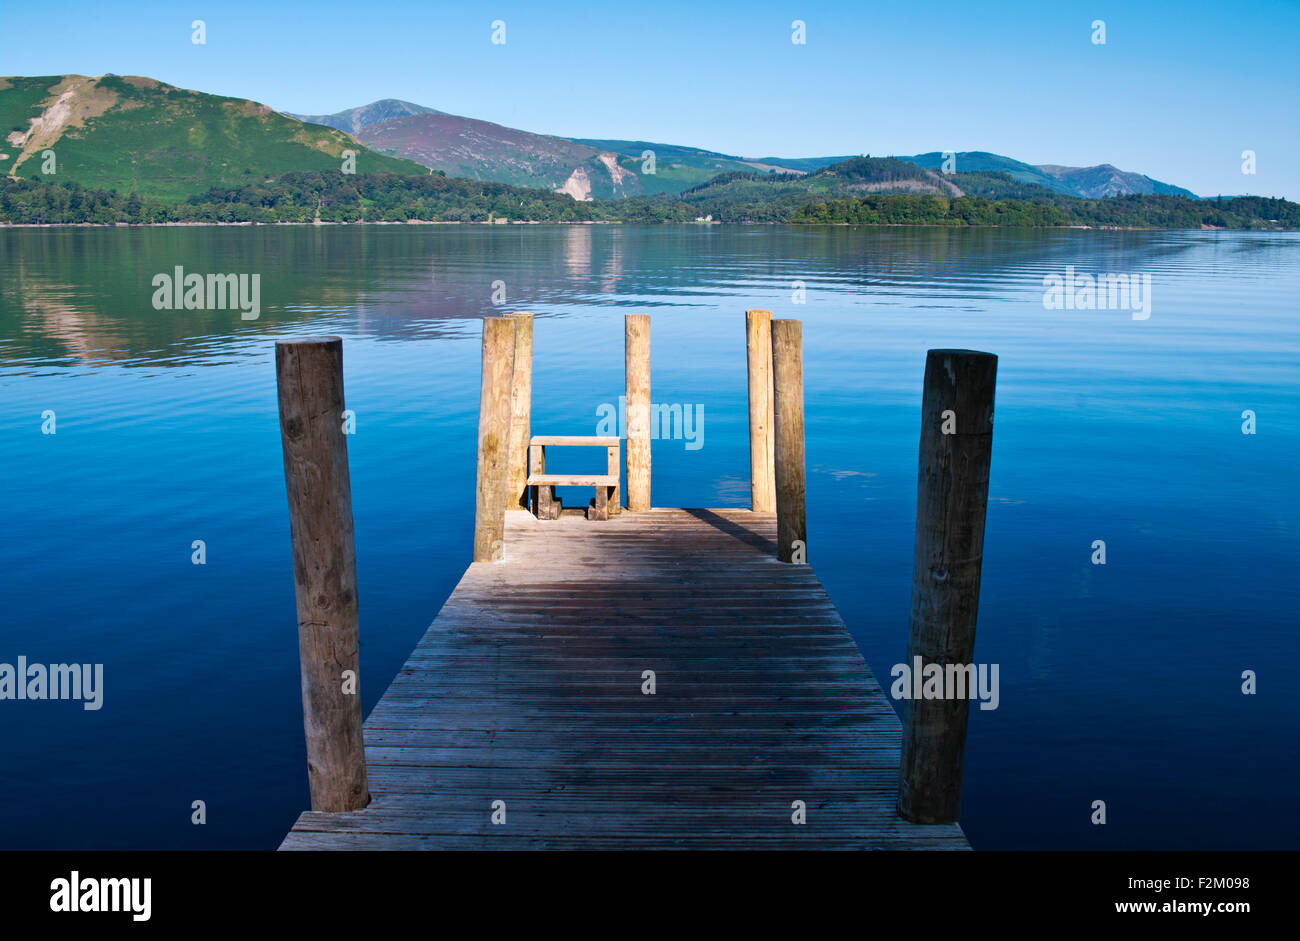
{"left": 681, "top": 508, "right": 778, "bottom": 556}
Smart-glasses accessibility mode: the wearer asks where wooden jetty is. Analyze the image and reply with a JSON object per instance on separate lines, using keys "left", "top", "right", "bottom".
{"left": 275, "top": 312, "right": 995, "bottom": 850}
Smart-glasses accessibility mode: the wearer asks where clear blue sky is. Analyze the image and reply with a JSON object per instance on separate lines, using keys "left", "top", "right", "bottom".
{"left": 3, "top": 0, "right": 1297, "bottom": 198}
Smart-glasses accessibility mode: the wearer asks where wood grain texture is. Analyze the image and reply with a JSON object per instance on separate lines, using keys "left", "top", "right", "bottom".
{"left": 530, "top": 436, "right": 620, "bottom": 447}
{"left": 897, "top": 349, "right": 997, "bottom": 825}
{"left": 275, "top": 337, "right": 369, "bottom": 813}
{"left": 281, "top": 508, "right": 968, "bottom": 850}
{"left": 746, "top": 309, "right": 776, "bottom": 513}
{"left": 624, "top": 314, "right": 651, "bottom": 512}
{"left": 526, "top": 474, "right": 619, "bottom": 487}
{"left": 503, "top": 313, "right": 533, "bottom": 511}
{"left": 772, "top": 319, "right": 807, "bottom": 564}
{"left": 472, "top": 318, "right": 516, "bottom": 562}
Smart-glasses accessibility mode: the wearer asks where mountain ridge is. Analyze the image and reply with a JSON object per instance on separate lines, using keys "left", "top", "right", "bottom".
{"left": 287, "top": 99, "right": 441, "bottom": 135}
{"left": 0, "top": 77, "right": 1203, "bottom": 205}
{"left": 290, "top": 98, "right": 1197, "bottom": 199}
{"left": 902, "top": 151, "right": 1197, "bottom": 198}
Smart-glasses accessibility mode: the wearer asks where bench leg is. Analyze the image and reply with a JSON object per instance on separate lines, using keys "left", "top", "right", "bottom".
{"left": 587, "top": 485, "right": 609, "bottom": 521}
{"left": 527, "top": 441, "right": 548, "bottom": 517}
{"left": 607, "top": 445, "right": 620, "bottom": 515}
{"left": 537, "top": 485, "right": 560, "bottom": 520}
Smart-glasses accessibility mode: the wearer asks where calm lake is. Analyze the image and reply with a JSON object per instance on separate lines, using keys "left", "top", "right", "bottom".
{"left": 1, "top": 224, "right": 1296, "bottom": 850}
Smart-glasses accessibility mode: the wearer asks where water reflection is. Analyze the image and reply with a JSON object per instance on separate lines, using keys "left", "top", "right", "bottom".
{"left": 0, "top": 224, "right": 1297, "bottom": 850}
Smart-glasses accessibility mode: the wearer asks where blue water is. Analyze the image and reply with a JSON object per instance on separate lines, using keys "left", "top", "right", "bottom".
{"left": 1, "top": 225, "right": 1296, "bottom": 849}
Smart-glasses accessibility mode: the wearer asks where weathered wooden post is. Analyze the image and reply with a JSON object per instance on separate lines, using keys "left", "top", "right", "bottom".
{"left": 503, "top": 312, "right": 533, "bottom": 510}
{"left": 625, "top": 314, "right": 651, "bottom": 512}
{"left": 746, "top": 309, "right": 776, "bottom": 513}
{"left": 771, "top": 319, "right": 806, "bottom": 563}
{"left": 275, "top": 337, "right": 369, "bottom": 812}
{"left": 898, "top": 349, "right": 997, "bottom": 824}
{"left": 473, "top": 317, "right": 516, "bottom": 561}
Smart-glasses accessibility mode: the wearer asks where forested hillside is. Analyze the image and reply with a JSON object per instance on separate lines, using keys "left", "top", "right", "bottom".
{"left": 2, "top": 160, "right": 1296, "bottom": 229}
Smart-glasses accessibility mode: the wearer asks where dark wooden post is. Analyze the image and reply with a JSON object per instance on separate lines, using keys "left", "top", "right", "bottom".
{"left": 474, "top": 317, "right": 516, "bottom": 561}
{"left": 503, "top": 312, "right": 533, "bottom": 510}
{"left": 746, "top": 309, "right": 776, "bottom": 512}
{"left": 275, "top": 337, "right": 369, "bottom": 812}
{"left": 898, "top": 349, "right": 997, "bottom": 824}
{"left": 625, "top": 314, "right": 651, "bottom": 512}
{"left": 771, "top": 319, "right": 806, "bottom": 563}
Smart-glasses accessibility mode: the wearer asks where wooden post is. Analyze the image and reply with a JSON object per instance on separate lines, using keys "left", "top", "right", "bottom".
{"left": 897, "top": 349, "right": 997, "bottom": 825}
{"left": 746, "top": 309, "right": 776, "bottom": 513}
{"left": 473, "top": 317, "right": 516, "bottom": 561}
{"left": 771, "top": 319, "right": 806, "bottom": 563}
{"left": 625, "top": 314, "right": 651, "bottom": 512}
{"left": 503, "top": 312, "right": 533, "bottom": 510}
{"left": 275, "top": 337, "right": 369, "bottom": 813}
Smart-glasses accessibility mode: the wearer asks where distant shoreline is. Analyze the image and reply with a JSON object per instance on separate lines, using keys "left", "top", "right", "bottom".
{"left": 0, "top": 221, "right": 1276, "bottom": 231}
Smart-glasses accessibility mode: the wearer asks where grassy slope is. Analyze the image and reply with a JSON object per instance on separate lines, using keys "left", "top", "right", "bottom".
{"left": 752, "top": 155, "right": 855, "bottom": 172}
{"left": 947, "top": 170, "right": 1063, "bottom": 200}
{"left": 4, "top": 75, "right": 426, "bottom": 200}
{"left": 574, "top": 139, "right": 851, "bottom": 178}
{"left": 0, "top": 76, "right": 62, "bottom": 137}
{"left": 605, "top": 155, "right": 725, "bottom": 195}
{"left": 903, "top": 151, "right": 1073, "bottom": 193}
{"left": 574, "top": 138, "right": 784, "bottom": 195}
{"left": 665, "top": 157, "right": 952, "bottom": 219}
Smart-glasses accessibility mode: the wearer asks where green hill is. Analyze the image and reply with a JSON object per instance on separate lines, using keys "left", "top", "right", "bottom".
{"left": 643, "top": 156, "right": 959, "bottom": 221}
{"left": 569, "top": 139, "right": 790, "bottom": 194}
{"left": 902, "top": 151, "right": 1065, "bottom": 191}
{"left": 0, "top": 75, "right": 426, "bottom": 201}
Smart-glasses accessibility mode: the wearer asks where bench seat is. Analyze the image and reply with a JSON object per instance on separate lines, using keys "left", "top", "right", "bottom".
{"left": 527, "top": 473, "right": 619, "bottom": 488}
{"left": 529, "top": 436, "right": 620, "bottom": 447}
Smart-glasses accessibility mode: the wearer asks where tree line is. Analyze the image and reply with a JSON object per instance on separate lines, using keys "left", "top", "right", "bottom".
{"left": 1, "top": 170, "right": 1296, "bottom": 229}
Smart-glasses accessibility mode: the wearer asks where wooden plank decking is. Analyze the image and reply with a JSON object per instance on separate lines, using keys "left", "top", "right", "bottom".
{"left": 280, "top": 508, "right": 970, "bottom": 850}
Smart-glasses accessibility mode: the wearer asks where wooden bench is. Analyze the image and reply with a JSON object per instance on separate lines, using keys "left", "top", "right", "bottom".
{"left": 528, "top": 436, "right": 620, "bottom": 521}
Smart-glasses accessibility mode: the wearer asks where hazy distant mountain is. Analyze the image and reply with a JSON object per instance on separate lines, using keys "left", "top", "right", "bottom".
{"left": 900, "top": 151, "right": 1196, "bottom": 198}
{"left": 1036, "top": 163, "right": 1196, "bottom": 198}
{"left": 0, "top": 75, "right": 423, "bottom": 200}
{"left": 290, "top": 97, "right": 1196, "bottom": 200}
{"left": 287, "top": 99, "right": 441, "bottom": 135}
{"left": 356, "top": 112, "right": 641, "bottom": 199}
{"left": 292, "top": 105, "right": 771, "bottom": 199}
